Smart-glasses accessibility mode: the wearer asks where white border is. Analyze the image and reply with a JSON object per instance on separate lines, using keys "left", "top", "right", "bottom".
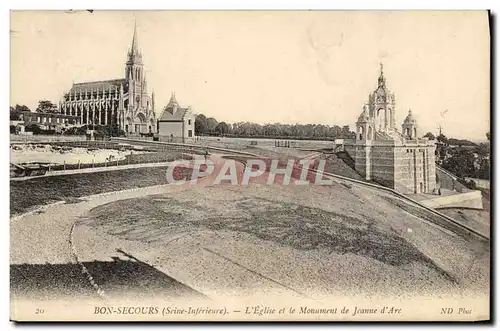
{"left": 2, "top": 1, "right": 497, "bottom": 330}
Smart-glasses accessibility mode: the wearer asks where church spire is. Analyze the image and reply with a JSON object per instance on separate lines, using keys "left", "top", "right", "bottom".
{"left": 127, "top": 19, "right": 142, "bottom": 65}
{"left": 131, "top": 19, "right": 139, "bottom": 55}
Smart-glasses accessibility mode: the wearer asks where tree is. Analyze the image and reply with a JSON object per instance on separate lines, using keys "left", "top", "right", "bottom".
{"left": 188, "top": 113, "right": 362, "bottom": 139}
{"left": 215, "top": 121, "right": 230, "bottom": 135}
{"left": 24, "top": 124, "right": 43, "bottom": 134}
{"left": 447, "top": 138, "right": 477, "bottom": 147}
{"left": 10, "top": 107, "right": 20, "bottom": 121}
{"left": 195, "top": 114, "right": 208, "bottom": 135}
{"left": 36, "top": 100, "right": 58, "bottom": 113}
{"left": 442, "top": 149, "right": 476, "bottom": 179}
{"left": 476, "top": 143, "right": 490, "bottom": 158}
{"left": 486, "top": 131, "right": 490, "bottom": 141}
{"left": 476, "top": 157, "right": 490, "bottom": 180}
{"left": 341, "top": 125, "right": 351, "bottom": 139}
{"left": 330, "top": 125, "right": 343, "bottom": 139}
{"left": 436, "top": 133, "right": 448, "bottom": 144}
{"left": 14, "top": 104, "right": 30, "bottom": 112}
{"left": 423, "top": 132, "right": 436, "bottom": 140}
{"left": 206, "top": 117, "right": 218, "bottom": 134}
{"left": 102, "top": 124, "right": 125, "bottom": 137}
{"left": 10, "top": 104, "right": 31, "bottom": 121}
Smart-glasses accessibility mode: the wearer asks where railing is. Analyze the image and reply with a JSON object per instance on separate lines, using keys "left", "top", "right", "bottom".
{"left": 112, "top": 137, "right": 262, "bottom": 157}
{"left": 310, "top": 168, "right": 489, "bottom": 242}
{"left": 43, "top": 152, "right": 194, "bottom": 173}
{"left": 10, "top": 134, "right": 89, "bottom": 143}
{"left": 10, "top": 138, "right": 205, "bottom": 179}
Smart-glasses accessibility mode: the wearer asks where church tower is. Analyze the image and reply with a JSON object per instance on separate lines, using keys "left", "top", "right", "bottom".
{"left": 60, "top": 19, "right": 156, "bottom": 135}
{"left": 125, "top": 20, "right": 147, "bottom": 111}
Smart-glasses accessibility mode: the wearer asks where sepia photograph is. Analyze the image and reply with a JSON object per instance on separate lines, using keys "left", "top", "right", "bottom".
{"left": 9, "top": 10, "right": 491, "bottom": 322}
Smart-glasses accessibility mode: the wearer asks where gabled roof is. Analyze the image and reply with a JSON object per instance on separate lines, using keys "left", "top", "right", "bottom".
{"left": 159, "top": 108, "right": 188, "bottom": 121}
{"left": 69, "top": 79, "right": 126, "bottom": 94}
{"left": 158, "top": 92, "right": 194, "bottom": 121}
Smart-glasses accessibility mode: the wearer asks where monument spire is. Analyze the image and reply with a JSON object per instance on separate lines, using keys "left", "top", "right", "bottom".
{"left": 378, "top": 62, "right": 386, "bottom": 87}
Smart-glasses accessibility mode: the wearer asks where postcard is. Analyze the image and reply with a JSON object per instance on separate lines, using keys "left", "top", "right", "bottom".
{"left": 9, "top": 10, "right": 490, "bottom": 322}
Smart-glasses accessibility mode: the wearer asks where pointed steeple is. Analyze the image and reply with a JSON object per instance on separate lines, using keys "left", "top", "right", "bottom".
{"left": 167, "top": 91, "right": 179, "bottom": 107}
{"left": 131, "top": 19, "right": 139, "bottom": 55}
{"left": 127, "top": 19, "right": 142, "bottom": 65}
{"left": 164, "top": 91, "right": 180, "bottom": 114}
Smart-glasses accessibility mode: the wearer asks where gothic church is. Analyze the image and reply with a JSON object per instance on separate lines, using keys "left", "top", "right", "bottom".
{"left": 59, "top": 22, "right": 156, "bottom": 134}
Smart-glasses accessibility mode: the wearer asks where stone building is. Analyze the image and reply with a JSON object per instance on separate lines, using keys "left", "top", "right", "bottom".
{"left": 343, "top": 64, "right": 437, "bottom": 194}
{"left": 18, "top": 110, "right": 81, "bottom": 129}
{"left": 157, "top": 93, "right": 196, "bottom": 142}
{"left": 58, "top": 22, "right": 156, "bottom": 135}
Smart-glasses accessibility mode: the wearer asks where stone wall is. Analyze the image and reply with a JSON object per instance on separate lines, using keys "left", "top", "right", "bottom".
{"left": 182, "top": 113, "right": 196, "bottom": 138}
{"left": 158, "top": 121, "right": 184, "bottom": 139}
{"left": 437, "top": 166, "right": 469, "bottom": 192}
{"left": 365, "top": 144, "right": 395, "bottom": 188}
{"left": 418, "top": 190, "right": 484, "bottom": 210}
{"left": 393, "top": 145, "right": 436, "bottom": 194}
{"left": 465, "top": 177, "right": 490, "bottom": 190}
{"left": 344, "top": 140, "right": 436, "bottom": 194}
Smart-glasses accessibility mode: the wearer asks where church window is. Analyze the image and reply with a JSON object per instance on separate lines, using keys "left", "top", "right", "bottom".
{"left": 188, "top": 119, "right": 192, "bottom": 125}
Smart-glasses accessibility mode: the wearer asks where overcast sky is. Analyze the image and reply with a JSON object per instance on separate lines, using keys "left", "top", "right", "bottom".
{"left": 10, "top": 10, "right": 490, "bottom": 140}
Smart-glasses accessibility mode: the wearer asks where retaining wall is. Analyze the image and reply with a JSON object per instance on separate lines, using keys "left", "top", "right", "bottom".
{"left": 418, "top": 190, "right": 484, "bottom": 210}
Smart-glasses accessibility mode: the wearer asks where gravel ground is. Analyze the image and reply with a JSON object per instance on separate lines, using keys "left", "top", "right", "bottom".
{"left": 439, "top": 208, "right": 490, "bottom": 235}
{"left": 10, "top": 178, "right": 204, "bottom": 314}
{"left": 79, "top": 182, "right": 489, "bottom": 299}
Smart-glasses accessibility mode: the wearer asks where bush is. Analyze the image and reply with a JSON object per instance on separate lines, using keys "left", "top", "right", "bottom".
{"left": 457, "top": 177, "right": 476, "bottom": 190}
{"left": 64, "top": 126, "right": 87, "bottom": 136}
{"left": 25, "top": 124, "right": 43, "bottom": 134}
